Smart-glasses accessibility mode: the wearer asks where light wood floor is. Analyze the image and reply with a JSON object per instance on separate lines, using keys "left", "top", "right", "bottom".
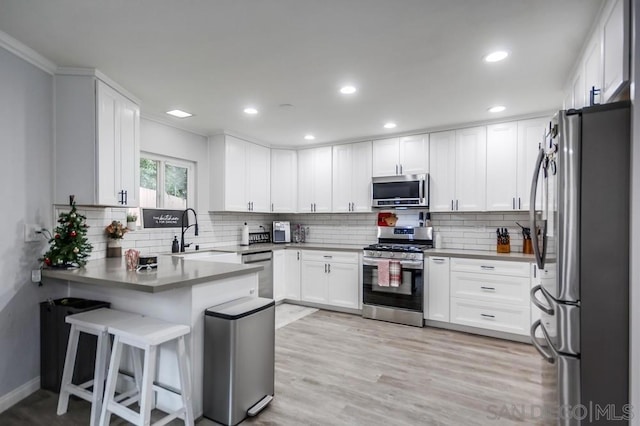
{"left": 1, "top": 309, "right": 550, "bottom": 425}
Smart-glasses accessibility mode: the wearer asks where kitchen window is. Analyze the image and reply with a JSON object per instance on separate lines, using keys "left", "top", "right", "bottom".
{"left": 139, "top": 154, "right": 195, "bottom": 209}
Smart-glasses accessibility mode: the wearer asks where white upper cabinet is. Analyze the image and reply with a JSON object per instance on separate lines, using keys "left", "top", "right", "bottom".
{"left": 564, "top": 0, "right": 629, "bottom": 107}
{"left": 516, "top": 118, "right": 548, "bottom": 211}
{"left": 332, "top": 141, "right": 372, "bottom": 213}
{"left": 429, "top": 127, "right": 486, "bottom": 212}
{"left": 455, "top": 126, "right": 486, "bottom": 212}
{"left": 372, "top": 134, "right": 428, "bottom": 176}
{"left": 486, "top": 119, "right": 547, "bottom": 211}
{"left": 602, "top": 0, "right": 628, "bottom": 102}
{"left": 429, "top": 131, "right": 456, "bottom": 212}
{"left": 270, "top": 149, "right": 297, "bottom": 213}
{"left": 55, "top": 73, "right": 140, "bottom": 207}
{"left": 486, "top": 123, "right": 518, "bottom": 211}
{"left": 209, "top": 135, "right": 271, "bottom": 212}
{"left": 298, "top": 146, "right": 332, "bottom": 213}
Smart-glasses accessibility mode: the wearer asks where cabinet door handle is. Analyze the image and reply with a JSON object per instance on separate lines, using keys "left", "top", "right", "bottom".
{"left": 248, "top": 202, "right": 251, "bottom": 211}
{"left": 395, "top": 164, "right": 398, "bottom": 175}
{"left": 518, "top": 197, "right": 521, "bottom": 209}
{"left": 480, "top": 286, "right": 496, "bottom": 291}
{"left": 480, "top": 313, "right": 495, "bottom": 319}
{"left": 297, "top": 252, "right": 300, "bottom": 261}
{"left": 124, "top": 190, "right": 128, "bottom": 205}
{"left": 324, "top": 264, "right": 327, "bottom": 273}
{"left": 400, "top": 164, "right": 403, "bottom": 174}
{"left": 328, "top": 264, "right": 331, "bottom": 273}
{"left": 310, "top": 203, "right": 313, "bottom": 212}
{"left": 456, "top": 200, "right": 459, "bottom": 210}
{"left": 480, "top": 265, "right": 495, "bottom": 270}
{"left": 451, "top": 200, "right": 454, "bottom": 211}
{"left": 512, "top": 197, "right": 515, "bottom": 210}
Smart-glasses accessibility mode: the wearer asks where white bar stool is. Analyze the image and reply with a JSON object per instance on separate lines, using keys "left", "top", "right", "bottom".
{"left": 57, "top": 307, "right": 145, "bottom": 426}
{"left": 99, "top": 315, "right": 194, "bottom": 426}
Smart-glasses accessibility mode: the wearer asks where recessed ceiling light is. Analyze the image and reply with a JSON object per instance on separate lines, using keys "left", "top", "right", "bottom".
{"left": 243, "top": 107, "right": 258, "bottom": 115}
{"left": 166, "top": 109, "right": 193, "bottom": 118}
{"left": 304, "top": 134, "right": 315, "bottom": 140}
{"left": 488, "top": 105, "right": 506, "bottom": 113}
{"left": 484, "top": 51, "right": 509, "bottom": 63}
{"left": 383, "top": 122, "right": 397, "bottom": 129}
{"left": 339, "top": 85, "right": 357, "bottom": 95}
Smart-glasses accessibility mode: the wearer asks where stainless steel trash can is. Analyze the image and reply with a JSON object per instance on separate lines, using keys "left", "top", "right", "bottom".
{"left": 203, "top": 297, "right": 275, "bottom": 426}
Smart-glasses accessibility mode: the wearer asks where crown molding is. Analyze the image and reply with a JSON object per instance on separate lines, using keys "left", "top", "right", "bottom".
{"left": 0, "top": 30, "right": 57, "bottom": 75}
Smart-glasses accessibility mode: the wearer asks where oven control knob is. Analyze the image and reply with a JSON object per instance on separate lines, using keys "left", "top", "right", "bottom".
{"left": 376, "top": 252, "right": 382, "bottom": 257}
{"left": 389, "top": 252, "right": 395, "bottom": 258}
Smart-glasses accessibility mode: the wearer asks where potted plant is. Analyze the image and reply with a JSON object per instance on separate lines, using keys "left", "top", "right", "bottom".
{"left": 105, "top": 220, "right": 128, "bottom": 257}
{"left": 126, "top": 213, "right": 138, "bottom": 231}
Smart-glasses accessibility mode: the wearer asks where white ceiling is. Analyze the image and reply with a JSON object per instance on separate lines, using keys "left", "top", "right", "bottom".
{"left": 0, "top": 0, "right": 603, "bottom": 147}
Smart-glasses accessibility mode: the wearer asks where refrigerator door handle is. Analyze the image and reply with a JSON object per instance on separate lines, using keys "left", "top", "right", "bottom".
{"left": 530, "top": 320, "right": 556, "bottom": 364}
{"left": 530, "top": 285, "right": 554, "bottom": 315}
{"left": 530, "top": 147, "right": 547, "bottom": 269}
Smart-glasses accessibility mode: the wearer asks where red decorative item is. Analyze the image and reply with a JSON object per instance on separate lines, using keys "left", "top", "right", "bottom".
{"left": 70, "top": 230, "right": 77, "bottom": 238}
{"left": 44, "top": 258, "right": 51, "bottom": 266}
{"left": 54, "top": 234, "right": 61, "bottom": 239}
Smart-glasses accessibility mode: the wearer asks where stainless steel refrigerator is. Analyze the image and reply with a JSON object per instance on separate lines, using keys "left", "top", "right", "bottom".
{"left": 529, "top": 101, "right": 630, "bottom": 425}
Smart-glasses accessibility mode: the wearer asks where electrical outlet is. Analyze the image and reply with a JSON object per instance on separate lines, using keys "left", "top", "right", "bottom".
{"left": 31, "top": 269, "right": 41, "bottom": 283}
{"left": 24, "top": 224, "right": 44, "bottom": 243}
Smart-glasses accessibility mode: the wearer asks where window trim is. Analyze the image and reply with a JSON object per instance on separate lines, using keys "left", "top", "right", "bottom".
{"left": 140, "top": 152, "right": 196, "bottom": 209}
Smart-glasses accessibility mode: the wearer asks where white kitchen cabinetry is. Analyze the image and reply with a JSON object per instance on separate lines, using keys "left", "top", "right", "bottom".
{"left": 486, "top": 123, "right": 518, "bottom": 211}
{"left": 429, "top": 127, "right": 486, "bottom": 212}
{"left": 602, "top": 0, "right": 629, "bottom": 102}
{"left": 272, "top": 249, "right": 286, "bottom": 302}
{"left": 300, "top": 250, "right": 359, "bottom": 309}
{"left": 449, "top": 258, "right": 531, "bottom": 336}
{"left": 209, "top": 135, "right": 271, "bottom": 212}
{"left": 271, "top": 149, "right": 297, "bottom": 213}
{"left": 564, "top": 0, "right": 629, "bottom": 107}
{"left": 485, "top": 118, "right": 546, "bottom": 211}
{"left": 332, "top": 141, "right": 372, "bottom": 212}
{"left": 298, "top": 146, "right": 332, "bottom": 213}
{"left": 371, "top": 134, "right": 428, "bottom": 176}
{"left": 284, "top": 249, "right": 302, "bottom": 300}
{"left": 516, "top": 118, "right": 547, "bottom": 211}
{"left": 55, "top": 72, "right": 140, "bottom": 206}
{"left": 426, "top": 256, "right": 450, "bottom": 322}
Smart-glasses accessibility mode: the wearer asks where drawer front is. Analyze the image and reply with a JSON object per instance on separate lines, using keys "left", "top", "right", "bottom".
{"left": 450, "top": 298, "right": 530, "bottom": 335}
{"left": 450, "top": 257, "right": 530, "bottom": 277}
{"left": 301, "top": 250, "right": 359, "bottom": 264}
{"left": 450, "top": 272, "right": 530, "bottom": 305}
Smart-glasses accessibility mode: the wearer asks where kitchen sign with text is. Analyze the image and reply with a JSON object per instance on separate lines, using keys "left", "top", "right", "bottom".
{"left": 141, "top": 209, "right": 184, "bottom": 228}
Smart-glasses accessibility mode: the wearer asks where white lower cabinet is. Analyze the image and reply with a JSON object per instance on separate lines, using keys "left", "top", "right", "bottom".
{"left": 426, "top": 257, "right": 450, "bottom": 321}
{"left": 272, "top": 250, "right": 286, "bottom": 302}
{"left": 449, "top": 258, "right": 531, "bottom": 336}
{"left": 300, "top": 250, "right": 359, "bottom": 309}
{"left": 426, "top": 256, "right": 533, "bottom": 338}
{"left": 284, "top": 249, "right": 301, "bottom": 300}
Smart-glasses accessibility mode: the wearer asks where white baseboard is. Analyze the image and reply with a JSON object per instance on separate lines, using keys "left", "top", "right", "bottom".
{"left": 0, "top": 377, "right": 40, "bottom": 414}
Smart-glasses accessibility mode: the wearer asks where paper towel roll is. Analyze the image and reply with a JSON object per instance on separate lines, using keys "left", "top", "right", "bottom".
{"left": 241, "top": 222, "right": 249, "bottom": 246}
{"left": 435, "top": 233, "right": 442, "bottom": 248}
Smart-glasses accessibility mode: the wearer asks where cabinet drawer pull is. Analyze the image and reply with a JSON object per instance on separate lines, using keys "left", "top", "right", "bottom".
{"left": 480, "top": 313, "right": 495, "bottom": 319}
{"left": 480, "top": 265, "right": 495, "bottom": 270}
{"left": 480, "top": 286, "right": 496, "bottom": 291}
{"left": 432, "top": 258, "right": 446, "bottom": 263}
{"left": 323, "top": 255, "right": 333, "bottom": 259}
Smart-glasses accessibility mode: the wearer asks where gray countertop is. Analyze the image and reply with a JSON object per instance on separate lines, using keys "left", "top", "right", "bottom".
{"left": 41, "top": 257, "right": 263, "bottom": 293}
{"left": 424, "top": 248, "right": 535, "bottom": 262}
{"left": 205, "top": 242, "right": 368, "bottom": 254}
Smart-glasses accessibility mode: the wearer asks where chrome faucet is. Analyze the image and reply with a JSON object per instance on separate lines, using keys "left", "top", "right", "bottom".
{"left": 180, "top": 208, "right": 199, "bottom": 252}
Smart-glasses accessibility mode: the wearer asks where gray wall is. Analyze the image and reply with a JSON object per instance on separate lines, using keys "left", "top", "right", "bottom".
{"left": 0, "top": 46, "right": 53, "bottom": 398}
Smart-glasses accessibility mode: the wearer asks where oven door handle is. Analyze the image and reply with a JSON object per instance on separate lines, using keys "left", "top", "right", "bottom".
{"left": 362, "top": 258, "right": 423, "bottom": 269}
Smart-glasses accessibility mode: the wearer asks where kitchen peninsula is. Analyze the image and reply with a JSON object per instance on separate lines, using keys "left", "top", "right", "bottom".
{"left": 41, "top": 256, "right": 263, "bottom": 418}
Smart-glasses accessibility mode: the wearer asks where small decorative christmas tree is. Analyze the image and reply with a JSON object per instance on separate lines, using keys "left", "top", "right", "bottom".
{"left": 41, "top": 195, "right": 93, "bottom": 268}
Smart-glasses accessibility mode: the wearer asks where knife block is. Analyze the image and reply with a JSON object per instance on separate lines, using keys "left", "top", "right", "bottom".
{"left": 496, "top": 237, "right": 510, "bottom": 253}
{"left": 523, "top": 239, "right": 533, "bottom": 254}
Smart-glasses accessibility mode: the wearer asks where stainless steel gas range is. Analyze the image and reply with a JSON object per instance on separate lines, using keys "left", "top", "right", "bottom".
{"left": 362, "top": 226, "right": 433, "bottom": 327}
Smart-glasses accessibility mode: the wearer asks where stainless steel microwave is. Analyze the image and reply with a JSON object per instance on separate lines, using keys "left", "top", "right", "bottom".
{"left": 371, "top": 174, "right": 429, "bottom": 208}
